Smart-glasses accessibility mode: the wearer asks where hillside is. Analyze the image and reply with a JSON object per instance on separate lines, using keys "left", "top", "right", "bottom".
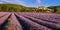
{"left": 48, "top": 6, "right": 60, "bottom": 14}
{"left": 0, "top": 4, "right": 36, "bottom": 12}
{"left": 0, "top": 4, "right": 60, "bottom": 14}
{"left": 0, "top": 4, "right": 26, "bottom": 12}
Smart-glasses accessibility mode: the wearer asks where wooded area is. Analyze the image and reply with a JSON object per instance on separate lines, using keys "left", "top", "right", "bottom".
{"left": 0, "top": 4, "right": 60, "bottom": 14}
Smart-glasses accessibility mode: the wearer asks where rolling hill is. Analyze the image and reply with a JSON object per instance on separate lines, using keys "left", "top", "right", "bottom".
{"left": 48, "top": 6, "right": 60, "bottom": 14}
{"left": 0, "top": 4, "right": 60, "bottom": 14}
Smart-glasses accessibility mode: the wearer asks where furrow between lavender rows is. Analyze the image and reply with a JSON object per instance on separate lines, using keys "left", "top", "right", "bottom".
{"left": 15, "top": 13, "right": 52, "bottom": 30}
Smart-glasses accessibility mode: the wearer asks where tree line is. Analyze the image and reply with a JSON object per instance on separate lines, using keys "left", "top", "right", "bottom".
{"left": 0, "top": 4, "right": 60, "bottom": 14}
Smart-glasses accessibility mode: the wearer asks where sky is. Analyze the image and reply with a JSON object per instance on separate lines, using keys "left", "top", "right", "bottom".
{"left": 0, "top": 0, "right": 60, "bottom": 7}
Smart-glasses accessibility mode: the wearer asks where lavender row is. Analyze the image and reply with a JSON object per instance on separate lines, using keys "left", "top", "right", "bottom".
{"left": 4, "top": 13, "right": 22, "bottom": 30}
{"left": 18, "top": 12, "right": 60, "bottom": 20}
{"left": 17, "top": 12, "right": 60, "bottom": 24}
{"left": 0, "top": 12, "right": 9, "bottom": 17}
{"left": 21, "top": 15, "right": 60, "bottom": 30}
{"left": 0, "top": 13, "right": 11, "bottom": 25}
{"left": 15, "top": 13, "right": 52, "bottom": 30}
{"left": 29, "top": 14, "right": 60, "bottom": 24}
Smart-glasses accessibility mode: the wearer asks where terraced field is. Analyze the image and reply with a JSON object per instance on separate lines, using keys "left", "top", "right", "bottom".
{"left": 0, "top": 12, "right": 60, "bottom": 30}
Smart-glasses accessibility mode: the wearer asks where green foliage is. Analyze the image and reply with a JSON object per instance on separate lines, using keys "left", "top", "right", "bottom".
{"left": 48, "top": 6, "right": 60, "bottom": 14}
{"left": 55, "top": 7, "right": 60, "bottom": 14}
{"left": 0, "top": 4, "right": 37, "bottom": 12}
{"left": 0, "top": 4, "right": 26, "bottom": 12}
{"left": 0, "top": 4, "right": 60, "bottom": 14}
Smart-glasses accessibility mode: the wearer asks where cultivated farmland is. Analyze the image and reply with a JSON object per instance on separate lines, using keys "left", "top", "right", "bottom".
{"left": 0, "top": 12, "right": 60, "bottom": 30}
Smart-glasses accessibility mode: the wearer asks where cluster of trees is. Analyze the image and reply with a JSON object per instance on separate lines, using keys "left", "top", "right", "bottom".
{"left": 0, "top": 4, "right": 26, "bottom": 12}
{"left": 0, "top": 4, "right": 36, "bottom": 12}
{"left": 48, "top": 6, "right": 60, "bottom": 14}
{"left": 0, "top": 4, "right": 60, "bottom": 14}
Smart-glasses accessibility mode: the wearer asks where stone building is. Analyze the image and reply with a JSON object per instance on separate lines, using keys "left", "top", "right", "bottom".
{"left": 38, "top": 6, "right": 53, "bottom": 13}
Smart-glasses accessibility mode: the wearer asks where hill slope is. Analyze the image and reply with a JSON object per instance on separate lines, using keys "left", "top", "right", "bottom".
{"left": 0, "top": 4, "right": 37, "bottom": 12}
{"left": 0, "top": 4, "right": 26, "bottom": 12}
{"left": 48, "top": 6, "right": 60, "bottom": 14}
{"left": 0, "top": 4, "right": 60, "bottom": 14}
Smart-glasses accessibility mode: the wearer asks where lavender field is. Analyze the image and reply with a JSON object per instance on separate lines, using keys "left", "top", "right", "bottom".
{"left": 0, "top": 12, "right": 60, "bottom": 30}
